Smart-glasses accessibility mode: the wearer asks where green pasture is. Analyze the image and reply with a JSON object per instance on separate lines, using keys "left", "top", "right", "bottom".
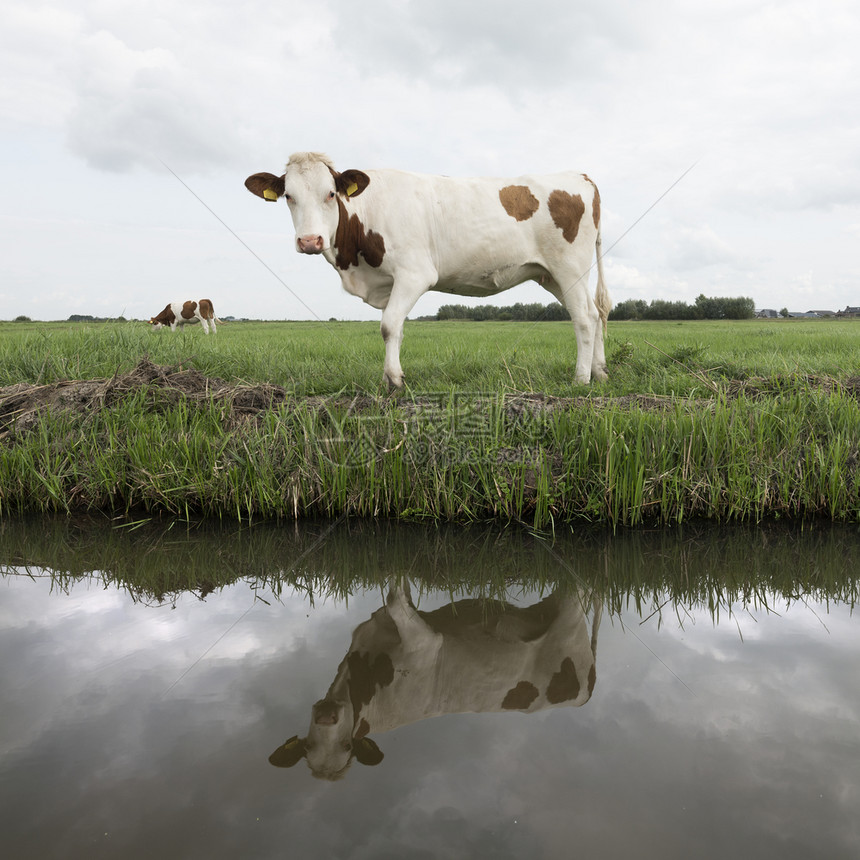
{"left": 1, "top": 316, "right": 859, "bottom": 395}
{"left": 1, "top": 317, "right": 859, "bottom": 525}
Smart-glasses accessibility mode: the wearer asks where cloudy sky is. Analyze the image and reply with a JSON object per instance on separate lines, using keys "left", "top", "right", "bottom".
{"left": 2, "top": 0, "right": 859, "bottom": 322}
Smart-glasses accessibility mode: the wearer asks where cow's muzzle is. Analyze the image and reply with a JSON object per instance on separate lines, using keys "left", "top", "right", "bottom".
{"left": 297, "top": 235, "right": 324, "bottom": 254}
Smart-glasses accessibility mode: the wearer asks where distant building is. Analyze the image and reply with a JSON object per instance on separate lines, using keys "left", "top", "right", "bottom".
{"left": 755, "top": 308, "right": 779, "bottom": 318}
{"left": 807, "top": 309, "right": 835, "bottom": 317}
{"left": 837, "top": 306, "right": 860, "bottom": 317}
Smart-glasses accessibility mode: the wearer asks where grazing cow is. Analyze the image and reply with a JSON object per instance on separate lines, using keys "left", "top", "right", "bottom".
{"left": 148, "top": 299, "right": 218, "bottom": 333}
{"left": 245, "top": 152, "right": 611, "bottom": 388}
{"left": 269, "top": 581, "right": 601, "bottom": 780}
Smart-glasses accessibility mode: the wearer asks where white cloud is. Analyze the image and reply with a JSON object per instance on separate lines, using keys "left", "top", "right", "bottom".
{"left": 603, "top": 261, "right": 660, "bottom": 295}
{"left": 666, "top": 224, "right": 741, "bottom": 271}
{"left": 329, "top": 0, "right": 651, "bottom": 90}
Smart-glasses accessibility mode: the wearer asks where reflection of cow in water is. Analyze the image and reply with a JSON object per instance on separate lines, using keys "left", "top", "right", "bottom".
{"left": 270, "top": 581, "right": 602, "bottom": 780}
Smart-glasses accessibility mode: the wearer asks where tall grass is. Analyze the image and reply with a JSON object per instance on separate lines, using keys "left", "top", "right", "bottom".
{"left": 2, "top": 383, "right": 859, "bottom": 524}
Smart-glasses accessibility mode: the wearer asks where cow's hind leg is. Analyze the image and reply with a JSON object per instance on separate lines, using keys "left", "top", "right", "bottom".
{"left": 542, "top": 270, "right": 607, "bottom": 384}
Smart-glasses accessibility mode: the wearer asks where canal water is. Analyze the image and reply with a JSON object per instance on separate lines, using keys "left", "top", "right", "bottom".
{"left": 0, "top": 517, "right": 858, "bottom": 859}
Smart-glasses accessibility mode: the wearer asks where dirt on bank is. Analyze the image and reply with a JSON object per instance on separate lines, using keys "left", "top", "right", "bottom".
{"left": 1, "top": 358, "right": 859, "bottom": 441}
{"left": 0, "top": 359, "right": 287, "bottom": 439}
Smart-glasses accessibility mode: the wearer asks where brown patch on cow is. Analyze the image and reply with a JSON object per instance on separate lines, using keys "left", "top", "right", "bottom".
{"left": 334, "top": 198, "right": 386, "bottom": 269}
{"left": 149, "top": 305, "right": 175, "bottom": 327}
{"left": 501, "top": 680, "right": 539, "bottom": 710}
{"left": 546, "top": 657, "right": 580, "bottom": 704}
{"left": 582, "top": 175, "right": 601, "bottom": 229}
{"left": 198, "top": 298, "right": 214, "bottom": 321}
{"left": 181, "top": 301, "right": 198, "bottom": 321}
{"left": 355, "top": 717, "right": 371, "bottom": 739}
{"left": 499, "top": 185, "right": 540, "bottom": 221}
{"left": 547, "top": 190, "right": 585, "bottom": 243}
{"left": 588, "top": 663, "right": 596, "bottom": 696}
{"left": 347, "top": 650, "right": 394, "bottom": 720}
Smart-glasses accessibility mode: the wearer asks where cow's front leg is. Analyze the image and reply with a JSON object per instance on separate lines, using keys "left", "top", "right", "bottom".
{"left": 381, "top": 324, "right": 405, "bottom": 389}
{"left": 379, "top": 281, "right": 426, "bottom": 389}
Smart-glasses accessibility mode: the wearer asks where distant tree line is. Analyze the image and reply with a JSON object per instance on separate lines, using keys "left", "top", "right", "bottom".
{"left": 429, "top": 302, "right": 570, "bottom": 321}
{"left": 424, "top": 294, "right": 755, "bottom": 322}
{"left": 609, "top": 294, "right": 755, "bottom": 321}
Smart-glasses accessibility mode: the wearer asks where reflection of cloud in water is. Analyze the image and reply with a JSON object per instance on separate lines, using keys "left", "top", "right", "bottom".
{"left": 1, "top": 542, "right": 859, "bottom": 857}
{"left": 622, "top": 602, "right": 860, "bottom": 726}
{"left": 0, "top": 571, "right": 350, "bottom": 758}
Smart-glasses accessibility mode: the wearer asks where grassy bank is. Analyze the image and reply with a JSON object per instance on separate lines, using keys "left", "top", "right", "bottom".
{"left": 1, "top": 319, "right": 859, "bottom": 525}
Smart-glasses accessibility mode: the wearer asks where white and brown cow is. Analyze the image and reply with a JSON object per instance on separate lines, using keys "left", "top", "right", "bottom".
{"left": 245, "top": 152, "right": 611, "bottom": 388}
{"left": 269, "top": 581, "right": 601, "bottom": 780}
{"left": 148, "top": 299, "right": 218, "bottom": 333}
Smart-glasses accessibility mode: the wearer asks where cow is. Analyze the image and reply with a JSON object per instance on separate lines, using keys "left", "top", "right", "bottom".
{"left": 148, "top": 299, "right": 218, "bottom": 333}
{"left": 245, "top": 152, "right": 611, "bottom": 388}
{"left": 269, "top": 581, "right": 601, "bottom": 781}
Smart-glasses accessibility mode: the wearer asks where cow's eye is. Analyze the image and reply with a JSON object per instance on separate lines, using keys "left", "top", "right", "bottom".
{"left": 328, "top": 191, "right": 336, "bottom": 200}
{"left": 284, "top": 194, "right": 292, "bottom": 202}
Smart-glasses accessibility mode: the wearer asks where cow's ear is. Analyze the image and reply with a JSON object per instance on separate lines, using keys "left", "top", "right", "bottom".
{"left": 334, "top": 169, "right": 370, "bottom": 198}
{"left": 245, "top": 172, "right": 286, "bottom": 202}
{"left": 353, "top": 737, "right": 384, "bottom": 766}
{"left": 268, "top": 735, "right": 306, "bottom": 767}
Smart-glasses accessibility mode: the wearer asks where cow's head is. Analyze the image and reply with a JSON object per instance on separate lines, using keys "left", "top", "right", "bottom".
{"left": 148, "top": 305, "right": 174, "bottom": 329}
{"left": 245, "top": 152, "right": 370, "bottom": 256}
{"left": 269, "top": 696, "right": 383, "bottom": 781}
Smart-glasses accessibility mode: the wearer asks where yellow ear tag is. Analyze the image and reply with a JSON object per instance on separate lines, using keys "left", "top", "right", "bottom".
{"left": 263, "top": 189, "right": 278, "bottom": 201}
{"left": 346, "top": 182, "right": 359, "bottom": 197}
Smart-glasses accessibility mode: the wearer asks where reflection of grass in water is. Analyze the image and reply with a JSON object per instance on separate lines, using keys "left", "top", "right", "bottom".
{"left": 1, "top": 517, "right": 857, "bottom": 622}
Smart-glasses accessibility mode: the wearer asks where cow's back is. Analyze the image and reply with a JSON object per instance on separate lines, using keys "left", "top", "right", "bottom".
{"left": 357, "top": 592, "right": 598, "bottom": 733}
{"left": 352, "top": 168, "right": 599, "bottom": 292}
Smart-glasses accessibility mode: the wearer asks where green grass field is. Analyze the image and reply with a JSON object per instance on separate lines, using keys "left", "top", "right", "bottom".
{"left": 1, "top": 316, "right": 859, "bottom": 395}
{"left": 1, "top": 317, "right": 859, "bottom": 525}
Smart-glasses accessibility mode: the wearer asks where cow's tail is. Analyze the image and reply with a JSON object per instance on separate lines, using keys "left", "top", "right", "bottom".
{"left": 594, "top": 226, "right": 612, "bottom": 331}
